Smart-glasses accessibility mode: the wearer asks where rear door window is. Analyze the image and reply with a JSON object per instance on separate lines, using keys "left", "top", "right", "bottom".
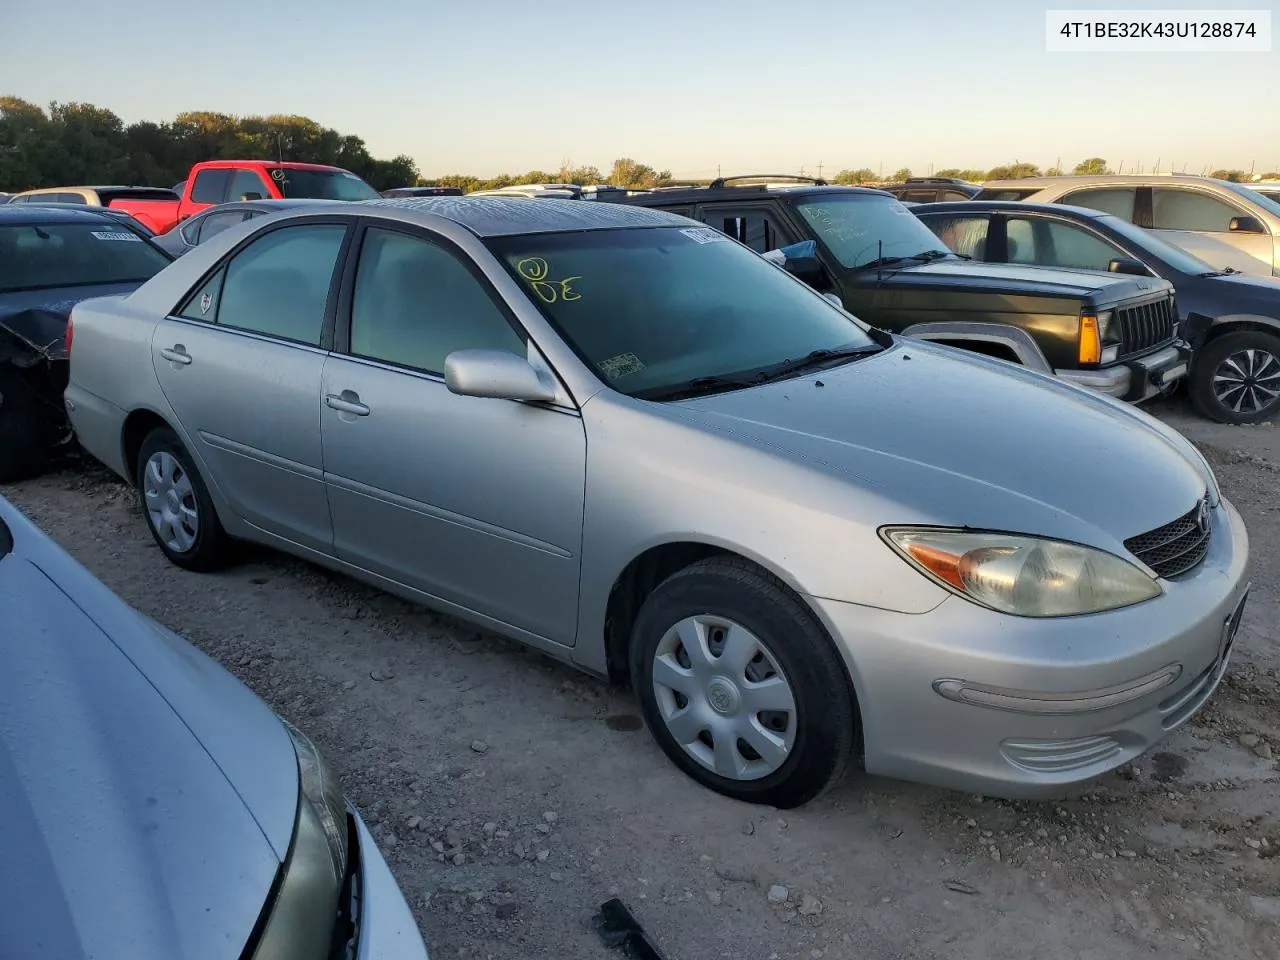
{"left": 202, "top": 223, "right": 347, "bottom": 345}
{"left": 919, "top": 214, "right": 990, "bottom": 259}
{"left": 700, "top": 206, "right": 795, "bottom": 253}
{"left": 1060, "top": 187, "right": 1138, "bottom": 221}
{"left": 189, "top": 169, "right": 232, "bottom": 205}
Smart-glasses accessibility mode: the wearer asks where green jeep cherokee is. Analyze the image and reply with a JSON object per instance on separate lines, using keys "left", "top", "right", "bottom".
{"left": 612, "top": 177, "right": 1190, "bottom": 402}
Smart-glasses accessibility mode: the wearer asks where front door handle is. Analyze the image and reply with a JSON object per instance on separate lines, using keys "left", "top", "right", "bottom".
{"left": 325, "top": 392, "right": 370, "bottom": 417}
{"left": 160, "top": 345, "right": 192, "bottom": 365}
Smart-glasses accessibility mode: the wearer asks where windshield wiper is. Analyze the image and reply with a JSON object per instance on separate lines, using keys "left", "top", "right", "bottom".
{"left": 754, "top": 345, "right": 882, "bottom": 383}
{"left": 635, "top": 374, "right": 767, "bottom": 402}
{"left": 859, "top": 250, "right": 954, "bottom": 270}
{"left": 1198, "top": 266, "right": 1241, "bottom": 277}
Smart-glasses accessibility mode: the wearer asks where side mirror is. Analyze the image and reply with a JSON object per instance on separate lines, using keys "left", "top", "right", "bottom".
{"left": 821, "top": 292, "right": 844, "bottom": 308}
{"left": 239, "top": 192, "right": 263, "bottom": 201}
{"left": 444, "top": 349, "right": 557, "bottom": 403}
{"left": 1107, "top": 256, "right": 1148, "bottom": 276}
{"left": 1229, "top": 215, "right": 1266, "bottom": 234}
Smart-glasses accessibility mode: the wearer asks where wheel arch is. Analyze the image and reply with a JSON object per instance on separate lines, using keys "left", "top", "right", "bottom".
{"left": 901, "top": 321, "right": 1054, "bottom": 373}
{"left": 1200, "top": 313, "right": 1280, "bottom": 346}
{"left": 121, "top": 407, "right": 175, "bottom": 484}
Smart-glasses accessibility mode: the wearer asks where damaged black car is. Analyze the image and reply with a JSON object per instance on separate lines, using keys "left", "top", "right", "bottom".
{"left": 0, "top": 206, "right": 173, "bottom": 481}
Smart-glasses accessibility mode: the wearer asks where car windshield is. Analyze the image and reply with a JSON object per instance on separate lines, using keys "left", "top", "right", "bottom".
{"left": 486, "top": 226, "right": 878, "bottom": 398}
{"left": 272, "top": 168, "right": 379, "bottom": 201}
{"left": 791, "top": 193, "right": 953, "bottom": 269}
{"left": 0, "top": 221, "right": 171, "bottom": 293}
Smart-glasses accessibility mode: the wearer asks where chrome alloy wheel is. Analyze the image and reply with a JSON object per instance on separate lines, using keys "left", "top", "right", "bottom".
{"left": 143, "top": 450, "right": 199, "bottom": 553}
{"left": 651, "top": 615, "right": 797, "bottom": 781}
{"left": 1213, "top": 347, "right": 1280, "bottom": 416}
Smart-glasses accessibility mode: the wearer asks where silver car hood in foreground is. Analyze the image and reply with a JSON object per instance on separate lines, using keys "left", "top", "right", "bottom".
{"left": 671, "top": 340, "right": 1207, "bottom": 549}
{"left": 0, "top": 501, "right": 297, "bottom": 960}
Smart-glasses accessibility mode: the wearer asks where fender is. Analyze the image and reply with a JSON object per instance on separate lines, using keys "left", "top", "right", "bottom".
{"left": 898, "top": 320, "right": 1054, "bottom": 374}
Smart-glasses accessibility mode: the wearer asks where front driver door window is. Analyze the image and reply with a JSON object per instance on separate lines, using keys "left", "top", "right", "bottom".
{"left": 1008, "top": 217, "right": 1128, "bottom": 271}
{"left": 153, "top": 221, "right": 349, "bottom": 552}
{"left": 319, "top": 226, "right": 586, "bottom": 644}
{"left": 1150, "top": 187, "right": 1272, "bottom": 275}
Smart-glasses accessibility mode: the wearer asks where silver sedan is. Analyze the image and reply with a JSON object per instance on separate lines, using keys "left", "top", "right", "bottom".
{"left": 64, "top": 197, "right": 1250, "bottom": 807}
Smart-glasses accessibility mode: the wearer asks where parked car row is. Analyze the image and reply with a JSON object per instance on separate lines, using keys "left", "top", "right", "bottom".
{"left": 43, "top": 195, "right": 1248, "bottom": 816}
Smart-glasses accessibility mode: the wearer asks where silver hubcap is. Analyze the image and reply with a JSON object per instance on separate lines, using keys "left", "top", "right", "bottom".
{"left": 143, "top": 451, "right": 199, "bottom": 553}
{"left": 1213, "top": 348, "right": 1280, "bottom": 415}
{"left": 651, "top": 615, "right": 797, "bottom": 781}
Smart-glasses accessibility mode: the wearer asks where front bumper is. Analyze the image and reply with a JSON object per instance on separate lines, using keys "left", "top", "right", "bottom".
{"left": 351, "top": 807, "right": 430, "bottom": 960}
{"left": 805, "top": 496, "right": 1249, "bottom": 799}
{"left": 1055, "top": 341, "right": 1191, "bottom": 402}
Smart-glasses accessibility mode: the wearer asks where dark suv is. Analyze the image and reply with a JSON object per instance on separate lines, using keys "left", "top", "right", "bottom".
{"left": 608, "top": 176, "right": 1189, "bottom": 403}
{"left": 877, "top": 177, "right": 981, "bottom": 204}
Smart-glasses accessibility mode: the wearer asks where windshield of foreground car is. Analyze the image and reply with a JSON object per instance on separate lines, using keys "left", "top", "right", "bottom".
{"left": 0, "top": 222, "right": 171, "bottom": 293}
{"left": 792, "top": 192, "right": 955, "bottom": 270}
{"left": 272, "top": 167, "right": 380, "bottom": 201}
{"left": 486, "top": 226, "right": 879, "bottom": 398}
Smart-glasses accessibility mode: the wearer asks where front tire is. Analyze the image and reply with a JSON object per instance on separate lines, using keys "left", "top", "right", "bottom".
{"left": 136, "top": 426, "right": 229, "bottom": 571}
{"left": 630, "top": 557, "right": 858, "bottom": 809}
{"left": 1189, "top": 330, "right": 1280, "bottom": 424}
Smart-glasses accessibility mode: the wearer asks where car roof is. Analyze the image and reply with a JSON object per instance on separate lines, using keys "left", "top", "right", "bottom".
{"left": 622, "top": 184, "right": 893, "bottom": 204}
{"left": 360, "top": 196, "right": 693, "bottom": 236}
{"left": 980, "top": 174, "right": 1236, "bottom": 189}
{"left": 195, "top": 160, "right": 353, "bottom": 173}
{"left": 17, "top": 185, "right": 161, "bottom": 194}
{"left": 0, "top": 205, "right": 127, "bottom": 225}
{"left": 197, "top": 198, "right": 350, "bottom": 213}
{"left": 918, "top": 199, "right": 1113, "bottom": 219}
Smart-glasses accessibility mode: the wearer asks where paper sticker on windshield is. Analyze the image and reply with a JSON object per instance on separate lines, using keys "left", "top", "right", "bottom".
{"left": 680, "top": 227, "right": 730, "bottom": 244}
{"left": 342, "top": 172, "right": 362, "bottom": 180}
{"left": 90, "top": 230, "right": 141, "bottom": 242}
{"left": 889, "top": 202, "right": 912, "bottom": 215}
{"left": 598, "top": 353, "right": 645, "bottom": 380}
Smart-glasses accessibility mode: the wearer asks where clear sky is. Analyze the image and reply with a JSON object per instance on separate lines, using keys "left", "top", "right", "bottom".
{"left": 0, "top": 0, "right": 1275, "bottom": 178}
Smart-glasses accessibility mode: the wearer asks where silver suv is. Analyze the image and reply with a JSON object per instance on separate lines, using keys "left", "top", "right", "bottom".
{"left": 975, "top": 175, "right": 1280, "bottom": 278}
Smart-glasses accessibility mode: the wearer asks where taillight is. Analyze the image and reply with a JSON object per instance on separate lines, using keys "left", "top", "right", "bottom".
{"left": 65, "top": 315, "right": 74, "bottom": 355}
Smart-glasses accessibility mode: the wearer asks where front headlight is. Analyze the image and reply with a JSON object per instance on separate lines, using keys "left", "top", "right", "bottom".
{"left": 248, "top": 723, "right": 351, "bottom": 960}
{"left": 882, "top": 527, "right": 1162, "bottom": 617}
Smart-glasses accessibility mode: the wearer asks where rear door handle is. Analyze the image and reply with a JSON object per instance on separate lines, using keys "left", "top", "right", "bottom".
{"left": 325, "top": 393, "right": 370, "bottom": 416}
{"left": 160, "top": 345, "right": 192, "bottom": 365}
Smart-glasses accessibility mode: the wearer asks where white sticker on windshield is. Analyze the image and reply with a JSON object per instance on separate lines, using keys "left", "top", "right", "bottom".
{"left": 90, "top": 230, "right": 142, "bottom": 242}
{"left": 889, "top": 202, "right": 912, "bottom": 215}
{"left": 342, "top": 172, "right": 362, "bottom": 180}
{"left": 598, "top": 352, "right": 646, "bottom": 380}
{"left": 680, "top": 227, "right": 730, "bottom": 244}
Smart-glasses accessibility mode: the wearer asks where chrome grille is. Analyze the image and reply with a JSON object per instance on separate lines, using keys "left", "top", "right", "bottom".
{"left": 1124, "top": 499, "right": 1212, "bottom": 579}
{"left": 1112, "top": 297, "right": 1177, "bottom": 358}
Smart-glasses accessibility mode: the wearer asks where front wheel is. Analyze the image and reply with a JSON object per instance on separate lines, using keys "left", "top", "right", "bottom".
{"left": 136, "top": 426, "right": 229, "bottom": 571}
{"left": 630, "top": 557, "right": 858, "bottom": 809}
{"left": 1189, "top": 330, "right": 1280, "bottom": 424}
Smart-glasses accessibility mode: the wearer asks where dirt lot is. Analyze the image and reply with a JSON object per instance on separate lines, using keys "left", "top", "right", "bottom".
{"left": 4, "top": 398, "right": 1278, "bottom": 960}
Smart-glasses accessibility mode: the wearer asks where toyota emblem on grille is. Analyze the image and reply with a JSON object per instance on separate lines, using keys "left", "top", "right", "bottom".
{"left": 1195, "top": 498, "right": 1211, "bottom": 534}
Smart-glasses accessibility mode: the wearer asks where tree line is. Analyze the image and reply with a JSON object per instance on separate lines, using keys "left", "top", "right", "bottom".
{"left": 1, "top": 100, "right": 1274, "bottom": 194}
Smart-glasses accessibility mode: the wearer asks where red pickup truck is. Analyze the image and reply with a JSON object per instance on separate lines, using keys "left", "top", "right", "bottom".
{"left": 12, "top": 160, "right": 379, "bottom": 235}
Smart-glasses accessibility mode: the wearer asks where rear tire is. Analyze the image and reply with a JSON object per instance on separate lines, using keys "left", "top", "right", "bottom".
{"left": 630, "top": 557, "right": 858, "bottom": 809}
{"left": 136, "top": 426, "right": 229, "bottom": 571}
{"left": 0, "top": 367, "right": 53, "bottom": 483}
{"left": 1189, "top": 330, "right": 1280, "bottom": 424}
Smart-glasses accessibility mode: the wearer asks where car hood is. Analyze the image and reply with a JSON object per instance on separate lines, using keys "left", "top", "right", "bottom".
{"left": 0, "top": 282, "right": 145, "bottom": 360}
{"left": 1208, "top": 271, "right": 1280, "bottom": 317}
{"left": 668, "top": 340, "right": 1209, "bottom": 551}
{"left": 870, "top": 259, "right": 1170, "bottom": 303}
{"left": 0, "top": 503, "right": 297, "bottom": 960}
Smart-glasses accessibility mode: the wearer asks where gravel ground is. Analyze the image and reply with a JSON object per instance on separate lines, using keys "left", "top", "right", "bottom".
{"left": 3, "top": 397, "right": 1278, "bottom": 960}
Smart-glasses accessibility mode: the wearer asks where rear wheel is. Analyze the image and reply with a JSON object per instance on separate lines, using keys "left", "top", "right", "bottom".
{"left": 630, "top": 557, "right": 858, "bottom": 808}
{"left": 1189, "top": 330, "right": 1280, "bottom": 424}
{"left": 136, "top": 426, "right": 229, "bottom": 570}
